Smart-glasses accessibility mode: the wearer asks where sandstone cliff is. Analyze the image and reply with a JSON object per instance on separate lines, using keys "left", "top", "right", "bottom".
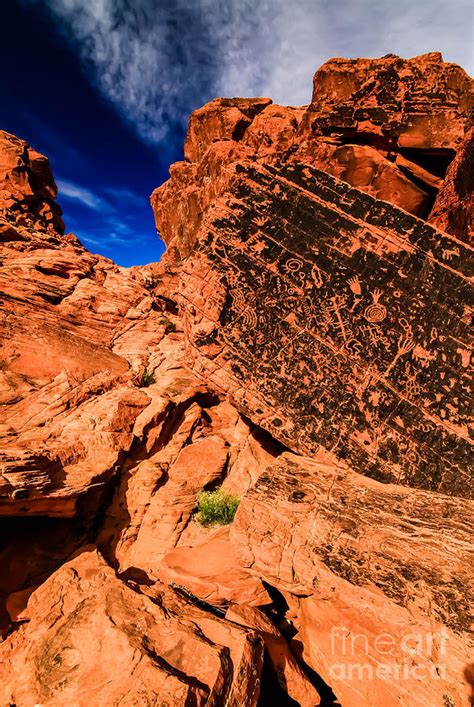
{"left": 0, "top": 53, "right": 473, "bottom": 706}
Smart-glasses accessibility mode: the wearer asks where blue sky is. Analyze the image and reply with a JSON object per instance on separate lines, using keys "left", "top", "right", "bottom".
{"left": 1, "top": 0, "right": 472, "bottom": 266}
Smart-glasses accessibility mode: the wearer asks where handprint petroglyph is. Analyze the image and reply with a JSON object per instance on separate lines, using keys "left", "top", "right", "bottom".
{"left": 348, "top": 275, "right": 362, "bottom": 295}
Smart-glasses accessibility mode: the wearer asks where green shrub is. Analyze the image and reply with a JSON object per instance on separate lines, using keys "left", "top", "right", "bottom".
{"left": 141, "top": 370, "right": 155, "bottom": 387}
{"left": 194, "top": 489, "right": 240, "bottom": 526}
{"left": 160, "top": 316, "right": 176, "bottom": 333}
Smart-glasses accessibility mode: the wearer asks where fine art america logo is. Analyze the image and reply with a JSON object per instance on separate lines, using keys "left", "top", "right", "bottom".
{"left": 328, "top": 626, "right": 449, "bottom": 682}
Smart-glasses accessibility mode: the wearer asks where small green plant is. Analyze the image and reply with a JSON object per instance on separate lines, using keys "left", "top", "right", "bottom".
{"left": 141, "top": 370, "right": 155, "bottom": 387}
{"left": 194, "top": 489, "right": 240, "bottom": 527}
{"left": 160, "top": 316, "right": 176, "bottom": 333}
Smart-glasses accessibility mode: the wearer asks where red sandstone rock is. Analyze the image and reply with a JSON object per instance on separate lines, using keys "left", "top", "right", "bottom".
{"left": 158, "top": 526, "right": 269, "bottom": 606}
{"left": 306, "top": 52, "right": 472, "bottom": 150}
{"left": 243, "top": 103, "right": 306, "bottom": 157}
{"left": 0, "top": 130, "right": 64, "bottom": 234}
{"left": 429, "top": 127, "right": 473, "bottom": 242}
{"left": 152, "top": 52, "right": 473, "bottom": 261}
{"left": 0, "top": 548, "right": 265, "bottom": 705}
{"left": 0, "top": 132, "right": 185, "bottom": 517}
{"left": 229, "top": 452, "right": 473, "bottom": 706}
{"left": 151, "top": 140, "right": 253, "bottom": 261}
{"left": 184, "top": 97, "right": 272, "bottom": 163}
{"left": 293, "top": 141, "right": 429, "bottom": 214}
{"left": 1, "top": 53, "right": 473, "bottom": 707}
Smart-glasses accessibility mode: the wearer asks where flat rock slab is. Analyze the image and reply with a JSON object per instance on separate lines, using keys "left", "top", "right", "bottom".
{"left": 230, "top": 452, "right": 473, "bottom": 706}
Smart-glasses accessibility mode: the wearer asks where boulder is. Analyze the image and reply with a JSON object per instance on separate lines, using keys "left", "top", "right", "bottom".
{"left": 0, "top": 548, "right": 265, "bottom": 706}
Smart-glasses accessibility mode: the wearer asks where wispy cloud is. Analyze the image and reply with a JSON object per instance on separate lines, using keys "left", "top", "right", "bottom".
{"left": 74, "top": 223, "right": 147, "bottom": 251}
{"left": 56, "top": 178, "right": 106, "bottom": 210}
{"left": 64, "top": 204, "right": 148, "bottom": 249}
{"left": 57, "top": 179, "right": 145, "bottom": 214}
{"left": 103, "top": 185, "right": 146, "bottom": 205}
{"left": 36, "top": 0, "right": 472, "bottom": 146}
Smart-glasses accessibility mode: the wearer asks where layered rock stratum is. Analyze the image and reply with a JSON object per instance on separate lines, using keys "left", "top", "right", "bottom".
{"left": 0, "top": 52, "right": 473, "bottom": 706}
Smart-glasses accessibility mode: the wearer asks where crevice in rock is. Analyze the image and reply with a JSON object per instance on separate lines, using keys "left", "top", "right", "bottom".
{"left": 146, "top": 392, "right": 220, "bottom": 460}
{"left": 290, "top": 639, "right": 341, "bottom": 706}
{"left": 257, "top": 651, "right": 300, "bottom": 707}
{"left": 170, "top": 583, "right": 227, "bottom": 618}
{"left": 153, "top": 295, "right": 179, "bottom": 314}
{"left": 240, "top": 413, "right": 290, "bottom": 457}
{"left": 260, "top": 581, "right": 340, "bottom": 706}
{"left": 141, "top": 636, "right": 212, "bottom": 695}
{"left": 232, "top": 117, "right": 252, "bottom": 142}
{"left": 398, "top": 147, "right": 455, "bottom": 178}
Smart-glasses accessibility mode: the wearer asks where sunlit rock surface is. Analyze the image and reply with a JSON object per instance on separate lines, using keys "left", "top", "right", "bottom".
{"left": 1, "top": 52, "right": 473, "bottom": 706}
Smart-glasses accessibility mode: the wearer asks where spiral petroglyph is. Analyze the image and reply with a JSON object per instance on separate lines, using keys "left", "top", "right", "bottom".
{"left": 284, "top": 257, "right": 303, "bottom": 273}
{"left": 364, "top": 289, "right": 387, "bottom": 323}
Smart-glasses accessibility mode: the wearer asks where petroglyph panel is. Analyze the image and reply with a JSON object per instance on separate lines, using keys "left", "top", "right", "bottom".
{"left": 179, "top": 161, "right": 473, "bottom": 498}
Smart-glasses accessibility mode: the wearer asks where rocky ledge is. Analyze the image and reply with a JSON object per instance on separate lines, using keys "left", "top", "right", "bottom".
{"left": 0, "top": 52, "right": 473, "bottom": 706}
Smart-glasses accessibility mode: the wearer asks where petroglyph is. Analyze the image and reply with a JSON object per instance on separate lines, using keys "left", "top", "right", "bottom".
{"left": 181, "top": 161, "right": 473, "bottom": 498}
{"left": 364, "top": 289, "right": 387, "bottom": 323}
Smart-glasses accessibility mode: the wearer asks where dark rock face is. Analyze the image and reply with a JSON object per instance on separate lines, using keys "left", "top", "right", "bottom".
{"left": 180, "top": 161, "right": 472, "bottom": 498}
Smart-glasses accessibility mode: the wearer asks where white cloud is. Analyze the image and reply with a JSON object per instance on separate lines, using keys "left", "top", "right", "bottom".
{"left": 37, "top": 0, "right": 473, "bottom": 145}
{"left": 56, "top": 178, "right": 106, "bottom": 210}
